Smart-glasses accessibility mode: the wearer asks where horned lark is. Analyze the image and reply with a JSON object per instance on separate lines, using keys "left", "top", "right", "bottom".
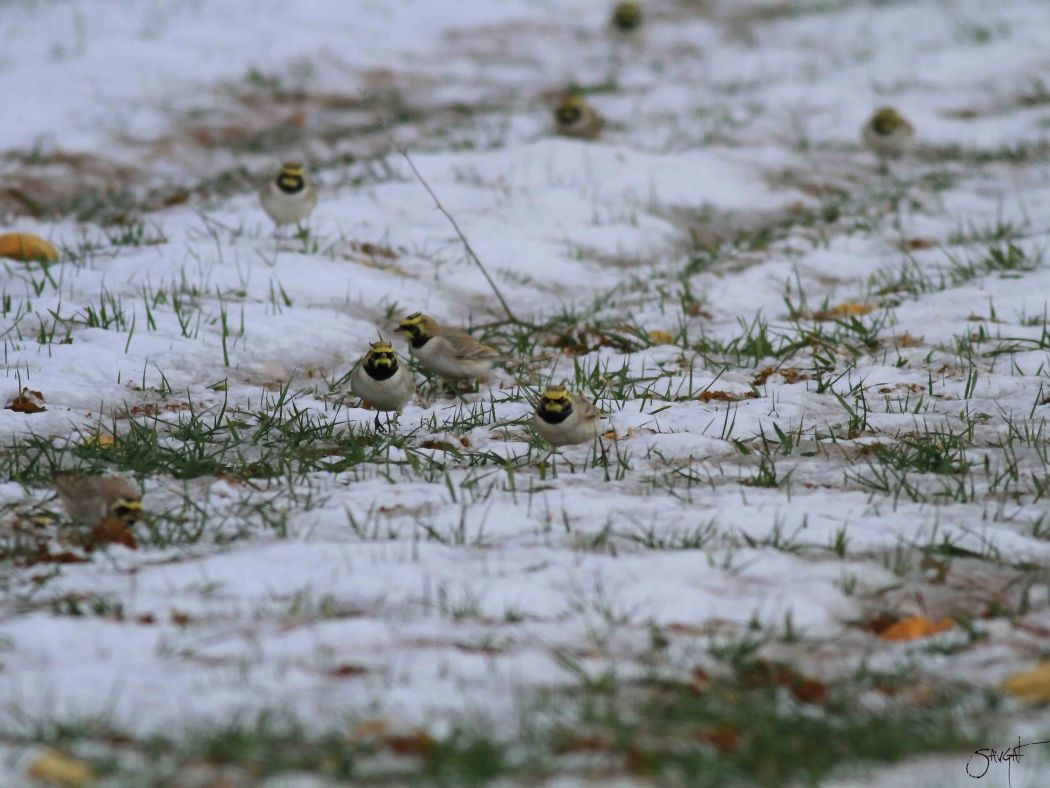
{"left": 554, "top": 94, "right": 605, "bottom": 141}
{"left": 260, "top": 162, "right": 318, "bottom": 228}
{"left": 350, "top": 339, "right": 416, "bottom": 431}
{"left": 862, "top": 107, "right": 915, "bottom": 158}
{"left": 612, "top": 2, "right": 641, "bottom": 32}
{"left": 533, "top": 385, "right": 603, "bottom": 448}
{"left": 52, "top": 473, "right": 142, "bottom": 527}
{"left": 395, "top": 312, "right": 506, "bottom": 382}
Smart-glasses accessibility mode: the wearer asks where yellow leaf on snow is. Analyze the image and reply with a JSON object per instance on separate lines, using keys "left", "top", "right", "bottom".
{"left": 27, "top": 749, "right": 94, "bottom": 785}
{"left": 878, "top": 616, "right": 954, "bottom": 642}
{"left": 0, "top": 232, "right": 60, "bottom": 263}
{"left": 81, "top": 433, "right": 116, "bottom": 448}
{"left": 811, "top": 302, "right": 873, "bottom": 321}
{"left": 1002, "top": 661, "right": 1050, "bottom": 701}
{"left": 648, "top": 329, "right": 675, "bottom": 345}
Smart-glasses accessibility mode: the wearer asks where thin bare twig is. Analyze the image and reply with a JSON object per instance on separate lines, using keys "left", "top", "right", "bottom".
{"left": 395, "top": 146, "right": 519, "bottom": 324}
{"left": 357, "top": 88, "right": 520, "bottom": 324}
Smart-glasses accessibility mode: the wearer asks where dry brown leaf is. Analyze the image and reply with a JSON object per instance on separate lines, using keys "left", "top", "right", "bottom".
{"left": 383, "top": 731, "right": 436, "bottom": 757}
{"left": 171, "top": 610, "right": 192, "bottom": 626}
{"left": 878, "top": 616, "right": 953, "bottom": 642}
{"left": 0, "top": 232, "right": 59, "bottom": 262}
{"left": 327, "top": 664, "right": 369, "bottom": 678}
{"left": 1001, "top": 661, "right": 1050, "bottom": 701}
{"left": 352, "top": 240, "right": 398, "bottom": 259}
{"left": 698, "top": 389, "right": 757, "bottom": 403}
{"left": 554, "top": 732, "right": 615, "bottom": 755}
{"left": 900, "top": 237, "right": 938, "bottom": 251}
{"left": 688, "top": 667, "right": 711, "bottom": 695}
{"left": 811, "top": 302, "right": 873, "bottom": 321}
{"left": 878, "top": 383, "right": 923, "bottom": 394}
{"left": 5, "top": 387, "right": 46, "bottom": 414}
{"left": 697, "top": 724, "right": 740, "bottom": 754}
{"left": 790, "top": 678, "right": 829, "bottom": 705}
{"left": 26, "top": 749, "right": 93, "bottom": 785}
{"left": 418, "top": 440, "right": 460, "bottom": 453}
{"left": 752, "top": 367, "right": 809, "bottom": 386}
{"left": 893, "top": 332, "right": 925, "bottom": 348}
{"left": 683, "top": 300, "right": 712, "bottom": 319}
{"left": 19, "top": 547, "right": 87, "bottom": 568}
{"left": 859, "top": 612, "right": 897, "bottom": 635}
{"left": 128, "top": 402, "right": 191, "bottom": 417}
{"left": 742, "top": 660, "right": 796, "bottom": 689}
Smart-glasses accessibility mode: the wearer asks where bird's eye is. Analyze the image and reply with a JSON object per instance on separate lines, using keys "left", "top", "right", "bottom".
{"left": 557, "top": 107, "right": 582, "bottom": 125}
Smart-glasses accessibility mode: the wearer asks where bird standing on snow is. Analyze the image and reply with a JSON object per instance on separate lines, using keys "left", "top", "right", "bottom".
{"left": 611, "top": 2, "right": 642, "bottom": 32}
{"left": 52, "top": 473, "right": 143, "bottom": 526}
{"left": 554, "top": 94, "right": 605, "bottom": 141}
{"left": 260, "top": 161, "right": 318, "bottom": 230}
{"left": 395, "top": 312, "right": 507, "bottom": 384}
{"left": 862, "top": 107, "right": 915, "bottom": 159}
{"left": 350, "top": 339, "right": 416, "bottom": 432}
{"left": 533, "top": 385, "right": 604, "bottom": 448}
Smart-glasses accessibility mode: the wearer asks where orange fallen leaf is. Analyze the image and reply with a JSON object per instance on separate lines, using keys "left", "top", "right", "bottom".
{"left": 81, "top": 433, "right": 116, "bottom": 448}
{"left": 0, "top": 232, "right": 59, "bottom": 263}
{"left": 811, "top": 302, "right": 873, "bottom": 321}
{"left": 1001, "top": 661, "right": 1050, "bottom": 701}
{"left": 878, "top": 616, "right": 953, "bottom": 642}
{"left": 27, "top": 749, "right": 93, "bottom": 785}
{"left": 648, "top": 329, "right": 675, "bottom": 345}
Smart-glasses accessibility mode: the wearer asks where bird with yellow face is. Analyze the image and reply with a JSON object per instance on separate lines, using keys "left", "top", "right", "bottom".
{"left": 612, "top": 2, "right": 642, "bottom": 32}
{"left": 533, "top": 385, "right": 603, "bottom": 448}
{"left": 350, "top": 339, "right": 416, "bottom": 431}
{"left": 260, "top": 161, "right": 318, "bottom": 229}
{"left": 554, "top": 93, "right": 605, "bottom": 141}
{"left": 52, "top": 473, "right": 143, "bottom": 527}
{"left": 395, "top": 312, "right": 506, "bottom": 384}
{"left": 862, "top": 107, "right": 915, "bottom": 158}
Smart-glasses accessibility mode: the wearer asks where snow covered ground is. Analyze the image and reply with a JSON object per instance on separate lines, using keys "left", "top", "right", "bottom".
{"left": 2, "top": 0, "right": 1050, "bottom": 784}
